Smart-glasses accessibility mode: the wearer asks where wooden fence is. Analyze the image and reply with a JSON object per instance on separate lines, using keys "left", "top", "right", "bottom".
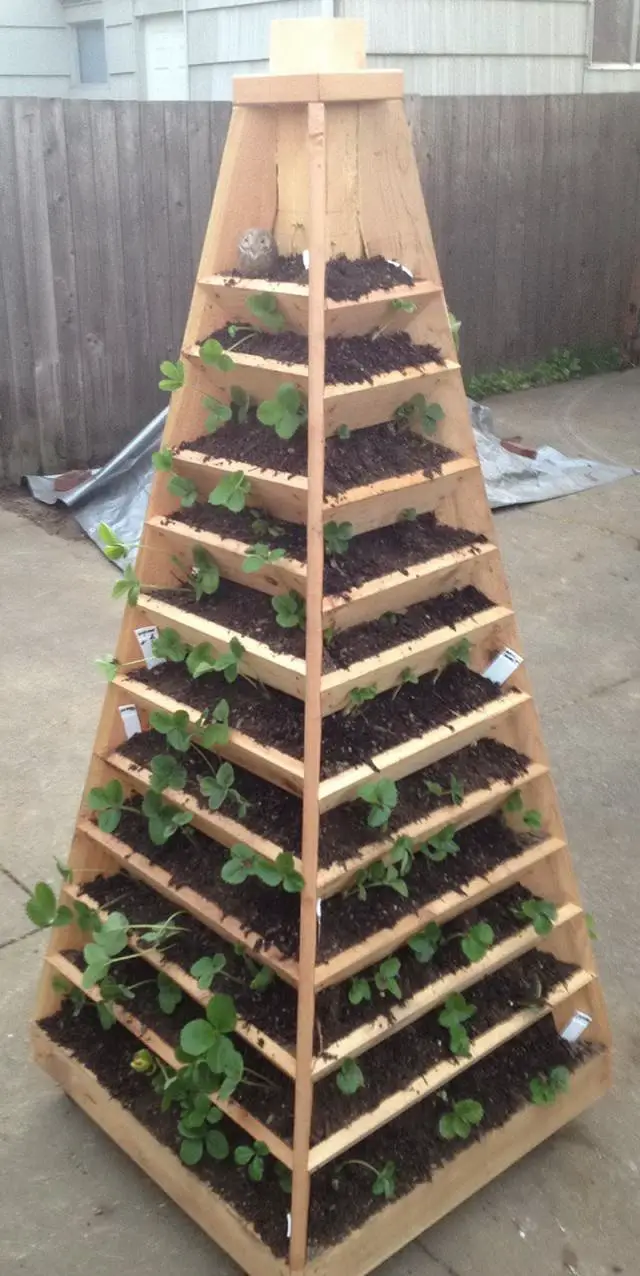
{"left": 1, "top": 94, "right": 639, "bottom": 482}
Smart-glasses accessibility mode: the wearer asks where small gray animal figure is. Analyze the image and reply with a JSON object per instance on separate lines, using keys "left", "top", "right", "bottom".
{"left": 236, "top": 228, "right": 278, "bottom": 278}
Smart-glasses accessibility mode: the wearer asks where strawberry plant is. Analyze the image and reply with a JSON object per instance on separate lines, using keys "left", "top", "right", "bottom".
{"left": 392, "top": 667, "right": 419, "bottom": 699}
{"left": 189, "top": 546, "right": 221, "bottom": 600}
{"left": 152, "top": 628, "right": 189, "bottom": 662}
{"left": 158, "top": 359, "right": 184, "bottom": 392}
{"left": 425, "top": 774, "right": 465, "bottom": 806}
{"left": 202, "top": 395, "right": 232, "bottom": 433}
{"left": 422, "top": 825, "right": 460, "bottom": 863}
{"left": 243, "top": 543, "right": 286, "bottom": 574}
{"left": 208, "top": 471, "right": 251, "bottom": 513}
{"left": 257, "top": 383, "right": 307, "bottom": 439}
{"left": 198, "top": 762, "right": 248, "bottom": 819}
{"left": 349, "top": 956, "right": 402, "bottom": 1004}
{"left": 373, "top": 297, "right": 417, "bottom": 339}
{"left": 234, "top": 1140, "right": 269, "bottom": 1182}
{"left": 529, "top": 1066, "right": 570, "bottom": 1105}
{"left": 438, "top": 993, "right": 476, "bottom": 1056}
{"left": 336, "top": 424, "right": 351, "bottom": 440}
{"left": 221, "top": 844, "right": 304, "bottom": 893}
{"left": 344, "top": 685, "right": 378, "bottom": 715}
{"left": 336, "top": 1058, "right": 365, "bottom": 1094}
{"left": 149, "top": 703, "right": 230, "bottom": 752}
{"left": 513, "top": 897, "right": 557, "bottom": 936}
{"left": 26, "top": 882, "right": 73, "bottom": 930}
{"left": 435, "top": 637, "right": 472, "bottom": 680}
{"left": 186, "top": 637, "right": 245, "bottom": 683}
{"left": 246, "top": 292, "right": 285, "bottom": 332}
{"left": 148, "top": 754, "right": 187, "bottom": 794}
{"left": 350, "top": 856, "right": 409, "bottom": 902}
{"left": 408, "top": 921, "right": 442, "bottom": 964}
{"left": 459, "top": 921, "right": 494, "bottom": 963}
{"left": 357, "top": 778, "right": 398, "bottom": 830}
{"left": 324, "top": 521, "right": 354, "bottom": 556}
{"left": 168, "top": 474, "right": 198, "bottom": 508}
{"left": 190, "top": 952, "right": 227, "bottom": 991}
{"left": 503, "top": 789, "right": 543, "bottom": 830}
{"left": 438, "top": 1098, "right": 484, "bottom": 1140}
{"left": 272, "top": 591, "right": 305, "bottom": 630}
{"left": 394, "top": 393, "right": 444, "bottom": 435}
{"left": 332, "top": 1160, "right": 396, "bottom": 1200}
{"left": 200, "top": 338, "right": 235, "bottom": 372}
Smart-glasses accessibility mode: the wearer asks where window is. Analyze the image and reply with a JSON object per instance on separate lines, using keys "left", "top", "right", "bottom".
{"left": 74, "top": 20, "right": 108, "bottom": 85}
{"left": 592, "top": 0, "right": 640, "bottom": 64}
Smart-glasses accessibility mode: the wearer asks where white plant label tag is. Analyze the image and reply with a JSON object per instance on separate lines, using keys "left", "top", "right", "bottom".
{"left": 560, "top": 1011, "right": 592, "bottom": 1043}
{"left": 286, "top": 1213, "right": 292, "bottom": 1239}
{"left": 386, "top": 258, "right": 414, "bottom": 279}
{"left": 483, "top": 647, "right": 523, "bottom": 685}
{"left": 118, "top": 704, "right": 142, "bottom": 739}
{"left": 316, "top": 899, "right": 322, "bottom": 934}
{"left": 135, "top": 624, "right": 163, "bottom": 670}
{"left": 302, "top": 249, "right": 310, "bottom": 270}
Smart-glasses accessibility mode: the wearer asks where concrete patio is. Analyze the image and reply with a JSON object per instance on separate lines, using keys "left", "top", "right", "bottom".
{"left": 1, "top": 369, "right": 638, "bottom": 1276}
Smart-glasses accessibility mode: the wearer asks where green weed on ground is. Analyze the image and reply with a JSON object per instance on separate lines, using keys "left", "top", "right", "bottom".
{"left": 465, "top": 344, "right": 624, "bottom": 401}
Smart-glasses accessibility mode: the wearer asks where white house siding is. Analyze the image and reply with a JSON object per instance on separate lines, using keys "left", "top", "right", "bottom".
{"left": 0, "top": 0, "right": 69, "bottom": 96}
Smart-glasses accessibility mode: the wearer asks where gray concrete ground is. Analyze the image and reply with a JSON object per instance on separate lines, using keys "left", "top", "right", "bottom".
{"left": 1, "top": 370, "right": 638, "bottom": 1276}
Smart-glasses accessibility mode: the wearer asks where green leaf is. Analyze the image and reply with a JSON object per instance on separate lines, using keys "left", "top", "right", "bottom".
{"left": 408, "top": 922, "right": 442, "bottom": 964}
{"left": 199, "top": 339, "right": 235, "bottom": 372}
{"left": 460, "top": 922, "right": 494, "bottom": 964}
{"left": 372, "top": 1162, "right": 396, "bottom": 1200}
{"left": 190, "top": 954, "right": 226, "bottom": 989}
{"left": 336, "top": 1059, "right": 364, "bottom": 1095}
{"left": 323, "top": 521, "right": 354, "bottom": 556}
{"left": 96, "top": 655, "right": 120, "bottom": 681}
{"left": 185, "top": 642, "right": 218, "bottom": 679}
{"left": 180, "top": 1137, "right": 204, "bottom": 1165}
{"left": 96, "top": 1001, "right": 117, "bottom": 1030}
{"left": 149, "top": 754, "right": 187, "bottom": 794}
{"left": 88, "top": 780, "right": 124, "bottom": 813}
{"left": 112, "top": 564, "right": 140, "bottom": 608}
{"left": 149, "top": 708, "right": 192, "bottom": 752}
{"left": 205, "top": 1129, "right": 230, "bottom": 1160}
{"left": 257, "top": 383, "right": 307, "bottom": 439}
{"left": 450, "top": 776, "right": 465, "bottom": 806}
{"left": 523, "top": 808, "right": 543, "bottom": 830}
{"left": 152, "top": 628, "right": 188, "bottom": 662}
{"left": 503, "top": 790, "right": 524, "bottom": 814}
{"left": 159, "top": 359, "right": 185, "bottom": 392}
{"left": 348, "top": 977, "right": 371, "bottom": 1006}
{"left": 157, "top": 972, "right": 183, "bottom": 1014}
{"left": 180, "top": 1019, "right": 217, "bottom": 1057}
{"left": 206, "top": 993, "right": 236, "bottom": 1034}
{"left": 152, "top": 447, "right": 174, "bottom": 472}
{"left": 272, "top": 591, "right": 305, "bottom": 630}
{"left": 25, "top": 882, "right": 58, "bottom": 929}
{"left": 208, "top": 471, "right": 251, "bottom": 513}
{"left": 248, "top": 1156, "right": 265, "bottom": 1183}
{"left": 168, "top": 473, "right": 198, "bottom": 508}
{"left": 250, "top": 964, "right": 274, "bottom": 992}
{"left": 189, "top": 546, "right": 220, "bottom": 599}
{"left": 390, "top": 298, "right": 417, "bottom": 314}
{"left": 230, "top": 385, "right": 250, "bottom": 423}
{"left": 246, "top": 292, "right": 285, "bottom": 332}
{"left": 203, "top": 395, "right": 233, "bottom": 433}
{"left": 234, "top": 1145, "right": 254, "bottom": 1167}
{"left": 98, "top": 522, "right": 128, "bottom": 561}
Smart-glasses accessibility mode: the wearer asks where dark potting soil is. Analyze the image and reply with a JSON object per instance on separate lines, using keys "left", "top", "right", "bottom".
{"left": 117, "top": 731, "right": 530, "bottom": 871}
{"left": 155, "top": 568, "right": 494, "bottom": 668}
{"left": 128, "top": 661, "right": 508, "bottom": 780}
{"left": 168, "top": 504, "right": 485, "bottom": 598}
{"left": 78, "top": 873, "right": 555, "bottom": 1056}
{"left": 306, "top": 1016, "right": 593, "bottom": 1250}
{"left": 84, "top": 801, "right": 535, "bottom": 964}
{"left": 178, "top": 417, "right": 456, "bottom": 496}
{"left": 230, "top": 253, "right": 416, "bottom": 302}
{"left": 203, "top": 326, "right": 444, "bottom": 385}
{"left": 39, "top": 1002, "right": 592, "bottom": 1256}
{"left": 61, "top": 945, "right": 576, "bottom": 1149}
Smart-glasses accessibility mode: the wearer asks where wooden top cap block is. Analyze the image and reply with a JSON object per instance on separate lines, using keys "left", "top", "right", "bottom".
{"left": 233, "top": 17, "right": 403, "bottom": 105}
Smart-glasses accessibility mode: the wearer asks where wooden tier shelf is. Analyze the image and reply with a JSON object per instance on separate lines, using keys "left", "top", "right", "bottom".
{"left": 198, "top": 275, "right": 442, "bottom": 338}
{"left": 138, "top": 532, "right": 497, "bottom": 632}
{"left": 32, "top": 1023, "right": 610, "bottom": 1276}
{"left": 168, "top": 456, "right": 478, "bottom": 534}
{"left": 46, "top": 952, "right": 294, "bottom": 1169}
{"left": 184, "top": 343, "right": 460, "bottom": 437}
{"left": 112, "top": 672, "right": 531, "bottom": 811}
{"left": 308, "top": 967, "right": 595, "bottom": 1170}
{"left": 70, "top": 820, "right": 569, "bottom": 996}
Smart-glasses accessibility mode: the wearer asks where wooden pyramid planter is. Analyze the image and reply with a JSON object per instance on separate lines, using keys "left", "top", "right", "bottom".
{"left": 31, "top": 18, "right": 611, "bottom": 1276}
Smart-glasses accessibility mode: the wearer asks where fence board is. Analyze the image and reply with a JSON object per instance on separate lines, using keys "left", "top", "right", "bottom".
{"left": 1, "top": 94, "right": 640, "bottom": 482}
